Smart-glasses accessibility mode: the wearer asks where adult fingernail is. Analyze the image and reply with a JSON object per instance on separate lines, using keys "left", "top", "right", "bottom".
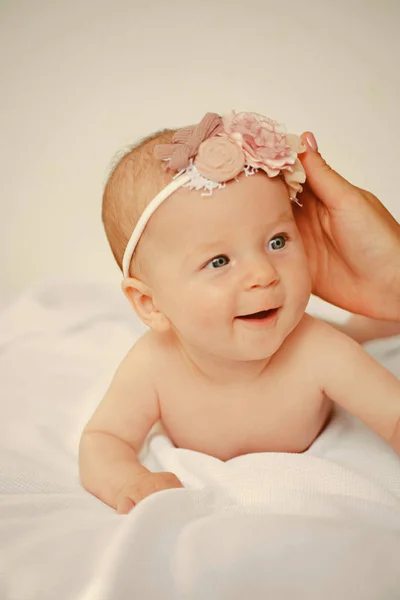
{"left": 305, "top": 132, "right": 318, "bottom": 152}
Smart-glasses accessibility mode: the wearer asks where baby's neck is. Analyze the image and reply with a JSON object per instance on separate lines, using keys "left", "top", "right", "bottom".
{"left": 176, "top": 340, "right": 273, "bottom": 386}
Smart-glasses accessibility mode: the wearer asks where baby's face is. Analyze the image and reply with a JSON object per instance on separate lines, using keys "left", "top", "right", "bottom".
{"left": 144, "top": 172, "right": 311, "bottom": 361}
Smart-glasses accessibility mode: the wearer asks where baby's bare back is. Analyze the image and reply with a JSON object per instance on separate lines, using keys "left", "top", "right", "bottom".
{"left": 151, "top": 315, "right": 332, "bottom": 461}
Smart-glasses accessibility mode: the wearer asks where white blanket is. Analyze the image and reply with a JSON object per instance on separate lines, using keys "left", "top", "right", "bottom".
{"left": 1, "top": 279, "right": 400, "bottom": 600}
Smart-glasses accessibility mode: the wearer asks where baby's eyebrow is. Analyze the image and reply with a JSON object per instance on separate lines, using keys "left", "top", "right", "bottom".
{"left": 267, "top": 212, "right": 296, "bottom": 228}
{"left": 185, "top": 241, "right": 225, "bottom": 261}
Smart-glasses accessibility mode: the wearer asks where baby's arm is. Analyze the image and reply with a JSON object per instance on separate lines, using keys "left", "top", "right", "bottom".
{"left": 315, "top": 322, "right": 400, "bottom": 454}
{"left": 79, "top": 336, "right": 182, "bottom": 513}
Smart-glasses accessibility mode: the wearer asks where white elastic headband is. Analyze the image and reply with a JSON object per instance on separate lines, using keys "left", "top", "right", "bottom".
{"left": 122, "top": 173, "right": 190, "bottom": 278}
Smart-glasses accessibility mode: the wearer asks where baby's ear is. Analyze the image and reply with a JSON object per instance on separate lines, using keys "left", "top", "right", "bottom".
{"left": 121, "top": 278, "right": 171, "bottom": 332}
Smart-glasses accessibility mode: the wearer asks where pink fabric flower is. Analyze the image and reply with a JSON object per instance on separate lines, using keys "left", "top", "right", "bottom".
{"left": 194, "top": 137, "right": 245, "bottom": 183}
{"left": 279, "top": 133, "right": 306, "bottom": 198}
{"left": 222, "top": 111, "right": 300, "bottom": 177}
{"left": 154, "top": 112, "right": 223, "bottom": 172}
{"left": 282, "top": 158, "right": 306, "bottom": 199}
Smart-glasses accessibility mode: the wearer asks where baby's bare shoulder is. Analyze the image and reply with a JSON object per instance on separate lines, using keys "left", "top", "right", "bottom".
{"left": 124, "top": 330, "right": 152, "bottom": 363}
{"left": 290, "top": 313, "right": 348, "bottom": 345}
{"left": 281, "top": 313, "right": 348, "bottom": 366}
{"left": 126, "top": 330, "right": 161, "bottom": 365}
{"left": 286, "top": 313, "right": 359, "bottom": 379}
{"left": 300, "top": 313, "right": 356, "bottom": 346}
{"left": 126, "top": 330, "right": 177, "bottom": 375}
{"left": 284, "top": 313, "right": 325, "bottom": 350}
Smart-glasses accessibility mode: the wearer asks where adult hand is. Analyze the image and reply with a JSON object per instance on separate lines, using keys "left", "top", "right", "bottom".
{"left": 293, "top": 133, "right": 400, "bottom": 321}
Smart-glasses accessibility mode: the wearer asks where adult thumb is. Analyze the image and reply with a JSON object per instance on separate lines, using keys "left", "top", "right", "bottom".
{"left": 299, "top": 132, "right": 355, "bottom": 209}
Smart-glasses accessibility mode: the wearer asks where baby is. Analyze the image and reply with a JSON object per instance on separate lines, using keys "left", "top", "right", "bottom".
{"left": 79, "top": 111, "right": 400, "bottom": 514}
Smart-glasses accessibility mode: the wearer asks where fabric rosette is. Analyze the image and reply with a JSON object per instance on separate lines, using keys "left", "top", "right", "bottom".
{"left": 221, "top": 111, "right": 306, "bottom": 197}
{"left": 194, "top": 137, "right": 245, "bottom": 183}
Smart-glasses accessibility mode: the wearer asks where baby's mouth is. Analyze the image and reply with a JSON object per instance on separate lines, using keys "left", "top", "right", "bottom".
{"left": 236, "top": 307, "right": 279, "bottom": 320}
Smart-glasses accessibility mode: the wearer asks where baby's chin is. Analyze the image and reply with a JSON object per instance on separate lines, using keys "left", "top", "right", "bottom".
{"left": 231, "top": 314, "right": 304, "bottom": 361}
{"left": 234, "top": 341, "right": 284, "bottom": 363}
{"left": 213, "top": 333, "right": 286, "bottom": 363}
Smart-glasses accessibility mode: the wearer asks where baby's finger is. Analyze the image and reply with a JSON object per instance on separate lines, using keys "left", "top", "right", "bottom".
{"left": 161, "top": 473, "right": 184, "bottom": 489}
{"left": 116, "top": 496, "right": 135, "bottom": 514}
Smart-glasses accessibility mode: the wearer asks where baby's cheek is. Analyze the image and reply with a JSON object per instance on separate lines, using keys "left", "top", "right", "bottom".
{"left": 293, "top": 269, "right": 312, "bottom": 308}
{"left": 195, "top": 303, "right": 219, "bottom": 328}
{"left": 190, "top": 293, "right": 224, "bottom": 328}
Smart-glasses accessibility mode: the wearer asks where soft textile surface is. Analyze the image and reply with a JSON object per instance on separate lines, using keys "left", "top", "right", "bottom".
{"left": 1, "top": 279, "right": 400, "bottom": 600}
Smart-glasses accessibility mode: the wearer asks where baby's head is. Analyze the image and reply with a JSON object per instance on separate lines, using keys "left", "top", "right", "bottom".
{"left": 102, "top": 128, "right": 177, "bottom": 278}
{"left": 102, "top": 111, "right": 312, "bottom": 361}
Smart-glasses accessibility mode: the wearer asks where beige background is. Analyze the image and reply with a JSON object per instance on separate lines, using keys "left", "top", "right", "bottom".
{"left": 1, "top": 0, "right": 399, "bottom": 317}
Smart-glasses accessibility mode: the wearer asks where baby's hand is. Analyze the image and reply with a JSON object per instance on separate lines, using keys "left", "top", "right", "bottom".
{"left": 116, "top": 471, "right": 183, "bottom": 514}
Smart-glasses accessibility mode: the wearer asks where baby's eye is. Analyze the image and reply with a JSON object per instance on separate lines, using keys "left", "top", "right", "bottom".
{"left": 268, "top": 234, "right": 288, "bottom": 251}
{"left": 206, "top": 255, "right": 230, "bottom": 269}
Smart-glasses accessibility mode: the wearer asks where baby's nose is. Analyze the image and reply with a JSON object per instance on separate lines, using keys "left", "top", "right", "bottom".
{"left": 244, "top": 257, "right": 279, "bottom": 289}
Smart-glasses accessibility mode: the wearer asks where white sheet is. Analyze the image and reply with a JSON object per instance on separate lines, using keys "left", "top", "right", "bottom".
{"left": 1, "top": 279, "right": 400, "bottom": 600}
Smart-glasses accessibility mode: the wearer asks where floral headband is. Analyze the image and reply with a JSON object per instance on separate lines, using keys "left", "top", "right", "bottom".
{"left": 122, "top": 110, "right": 306, "bottom": 278}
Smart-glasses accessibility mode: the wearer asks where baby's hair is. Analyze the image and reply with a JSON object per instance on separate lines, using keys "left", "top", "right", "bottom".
{"left": 102, "top": 128, "right": 177, "bottom": 276}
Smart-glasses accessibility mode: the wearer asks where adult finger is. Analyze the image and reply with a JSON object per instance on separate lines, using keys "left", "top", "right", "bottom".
{"left": 299, "top": 132, "right": 355, "bottom": 209}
